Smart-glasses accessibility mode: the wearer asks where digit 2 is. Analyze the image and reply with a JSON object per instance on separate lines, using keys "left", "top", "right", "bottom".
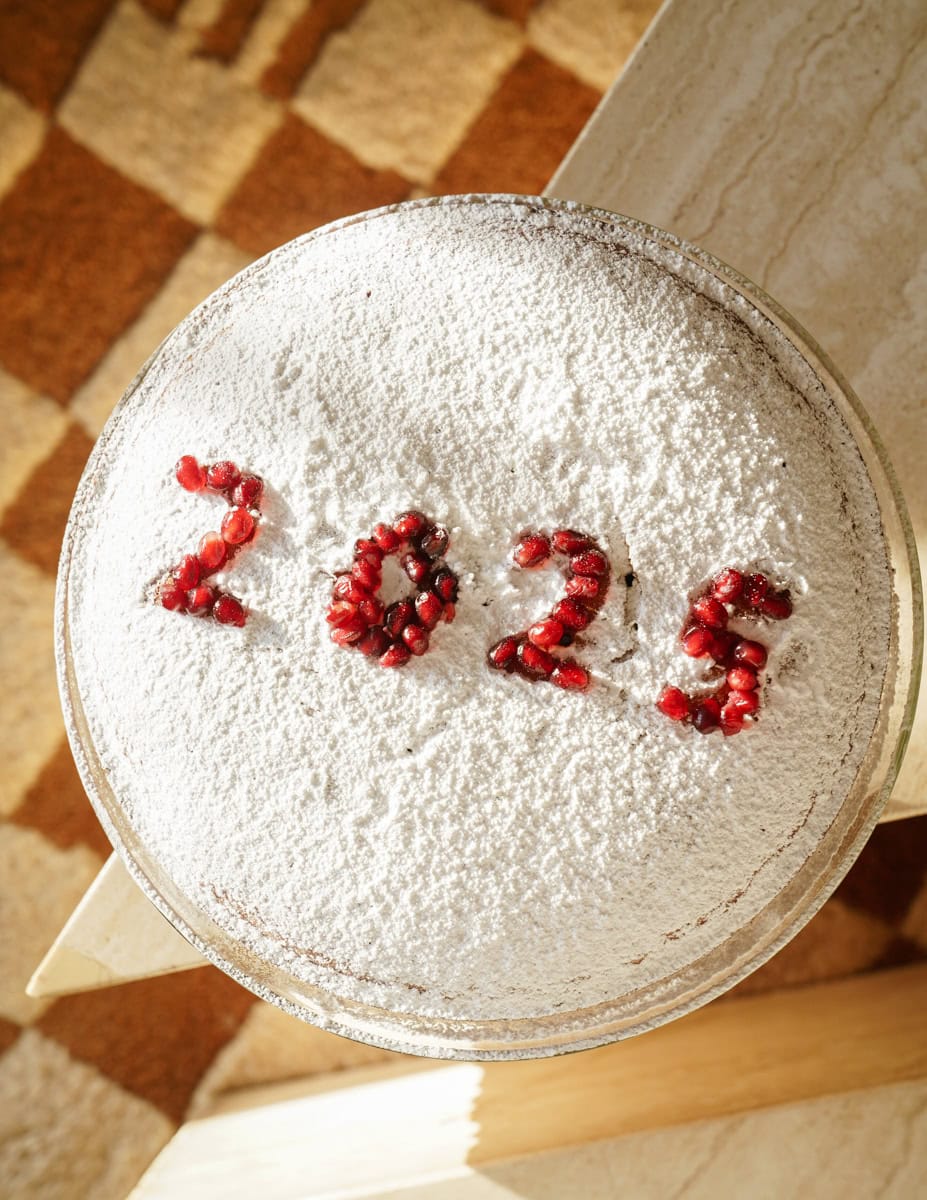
{"left": 487, "top": 529, "right": 611, "bottom": 691}
{"left": 155, "top": 455, "right": 264, "bottom": 627}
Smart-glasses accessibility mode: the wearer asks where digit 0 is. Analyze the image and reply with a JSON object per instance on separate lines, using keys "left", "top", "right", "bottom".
{"left": 487, "top": 529, "right": 612, "bottom": 692}
{"left": 156, "top": 455, "right": 264, "bottom": 627}
{"left": 326, "top": 510, "right": 459, "bottom": 667}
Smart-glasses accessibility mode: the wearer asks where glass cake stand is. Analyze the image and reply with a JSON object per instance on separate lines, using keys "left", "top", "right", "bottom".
{"left": 56, "top": 196, "right": 923, "bottom": 1060}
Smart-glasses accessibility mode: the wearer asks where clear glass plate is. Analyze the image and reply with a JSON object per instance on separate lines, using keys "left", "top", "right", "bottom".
{"left": 55, "top": 196, "right": 922, "bottom": 1060}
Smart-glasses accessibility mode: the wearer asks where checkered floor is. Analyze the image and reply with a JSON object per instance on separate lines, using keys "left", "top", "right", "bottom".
{"left": 1, "top": 2, "right": 925, "bottom": 1197}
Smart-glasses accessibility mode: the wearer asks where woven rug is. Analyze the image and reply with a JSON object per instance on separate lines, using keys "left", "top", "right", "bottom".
{"left": 1, "top": 1, "right": 925, "bottom": 1196}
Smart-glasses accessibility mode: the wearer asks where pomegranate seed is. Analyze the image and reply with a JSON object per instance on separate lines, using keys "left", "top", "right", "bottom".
{"left": 357, "top": 627, "right": 391, "bottom": 657}
{"left": 354, "top": 538, "right": 384, "bottom": 565}
{"left": 384, "top": 599, "right": 415, "bottom": 638}
{"left": 656, "top": 685, "right": 690, "bottom": 721}
{"left": 419, "top": 525, "right": 449, "bottom": 558}
{"left": 726, "top": 688, "right": 759, "bottom": 716}
{"left": 332, "top": 575, "right": 370, "bottom": 603}
{"left": 708, "top": 629, "right": 739, "bottom": 665}
{"left": 760, "top": 590, "right": 793, "bottom": 620}
{"left": 221, "top": 506, "right": 254, "bottom": 545}
{"left": 442, "top": 601, "right": 456, "bottom": 623}
{"left": 727, "top": 666, "right": 759, "bottom": 691}
{"left": 358, "top": 595, "right": 385, "bottom": 625}
{"left": 214, "top": 595, "right": 246, "bottom": 627}
{"left": 187, "top": 584, "right": 216, "bottom": 614}
{"left": 352, "top": 559, "right": 381, "bottom": 591}
{"left": 565, "top": 575, "right": 601, "bottom": 601}
{"left": 711, "top": 568, "right": 744, "bottom": 604}
{"left": 197, "top": 531, "right": 227, "bottom": 573}
{"left": 380, "top": 642, "right": 411, "bottom": 668}
{"left": 551, "top": 661, "right": 590, "bottom": 691}
{"left": 552, "top": 529, "right": 591, "bottom": 555}
{"left": 206, "top": 460, "right": 241, "bottom": 493}
{"left": 372, "top": 523, "right": 401, "bottom": 553}
{"left": 330, "top": 616, "right": 366, "bottom": 644}
{"left": 233, "top": 473, "right": 264, "bottom": 509}
{"left": 721, "top": 710, "right": 745, "bottom": 736}
{"left": 733, "top": 639, "right": 767, "bottom": 670}
{"left": 401, "top": 551, "right": 431, "bottom": 584}
{"left": 393, "top": 510, "right": 427, "bottom": 540}
{"left": 691, "top": 595, "right": 728, "bottom": 629}
{"left": 682, "top": 627, "right": 714, "bottom": 657}
{"left": 488, "top": 636, "right": 519, "bottom": 670}
{"left": 513, "top": 533, "right": 551, "bottom": 569}
{"left": 402, "top": 624, "right": 430, "bottom": 656}
{"left": 518, "top": 642, "right": 556, "bottom": 677}
{"left": 174, "top": 554, "right": 200, "bottom": 590}
{"left": 692, "top": 697, "right": 722, "bottom": 733}
{"left": 159, "top": 577, "right": 187, "bottom": 611}
{"left": 326, "top": 600, "right": 359, "bottom": 627}
{"left": 743, "top": 573, "right": 770, "bottom": 607}
{"left": 528, "top": 618, "right": 564, "bottom": 648}
{"left": 570, "top": 549, "right": 608, "bottom": 577}
{"left": 175, "top": 455, "right": 206, "bottom": 492}
{"left": 415, "top": 591, "right": 443, "bottom": 630}
{"left": 552, "top": 598, "right": 593, "bottom": 630}
{"left": 432, "top": 570, "right": 458, "bottom": 603}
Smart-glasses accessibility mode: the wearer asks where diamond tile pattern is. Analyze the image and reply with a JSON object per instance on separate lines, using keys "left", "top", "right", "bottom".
{"left": 0, "top": 1, "right": 925, "bottom": 1195}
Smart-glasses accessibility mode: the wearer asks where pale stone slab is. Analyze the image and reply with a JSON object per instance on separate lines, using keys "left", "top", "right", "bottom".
{"left": 0, "top": 1030, "right": 173, "bottom": 1200}
{"left": 548, "top": 0, "right": 927, "bottom": 820}
{"left": 0, "top": 82, "right": 46, "bottom": 199}
{"left": 0, "top": 826, "right": 101, "bottom": 1024}
{"left": 0, "top": 369, "right": 67, "bottom": 525}
{"left": 0, "top": 547, "right": 65, "bottom": 815}
{"left": 293, "top": 0, "right": 522, "bottom": 184}
{"left": 527, "top": 0, "right": 658, "bottom": 91}
{"left": 59, "top": 0, "right": 282, "bottom": 224}
{"left": 26, "top": 854, "right": 205, "bottom": 1000}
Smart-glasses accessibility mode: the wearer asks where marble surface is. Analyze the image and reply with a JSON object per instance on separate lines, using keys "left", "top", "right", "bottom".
{"left": 383, "top": 1079, "right": 927, "bottom": 1199}
{"left": 551, "top": 0, "right": 927, "bottom": 819}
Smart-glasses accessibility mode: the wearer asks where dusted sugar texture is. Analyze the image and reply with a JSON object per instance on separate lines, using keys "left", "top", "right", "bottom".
{"left": 65, "top": 197, "right": 893, "bottom": 1023}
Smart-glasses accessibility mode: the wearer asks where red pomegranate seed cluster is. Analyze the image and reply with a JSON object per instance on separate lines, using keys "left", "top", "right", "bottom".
{"left": 156, "top": 456, "right": 263, "bottom": 627}
{"left": 656, "top": 567, "right": 793, "bottom": 737}
{"left": 487, "top": 529, "right": 611, "bottom": 692}
{"left": 326, "top": 510, "right": 458, "bottom": 668}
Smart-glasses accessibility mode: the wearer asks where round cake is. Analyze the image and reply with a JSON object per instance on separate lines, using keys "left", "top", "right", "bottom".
{"left": 60, "top": 196, "right": 898, "bottom": 1052}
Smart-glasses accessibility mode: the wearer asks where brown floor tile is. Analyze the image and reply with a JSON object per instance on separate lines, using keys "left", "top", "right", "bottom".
{"left": 432, "top": 47, "right": 600, "bottom": 196}
{"left": 480, "top": 0, "right": 539, "bottom": 24}
{"left": 138, "top": 0, "right": 184, "bottom": 20}
{"left": 197, "top": 0, "right": 265, "bottom": 64}
{"left": 37, "top": 968, "right": 258, "bottom": 1122}
{"left": 0, "top": 126, "right": 197, "bottom": 403}
{"left": 0, "top": 0, "right": 116, "bottom": 114}
{"left": 260, "top": 0, "right": 367, "bottom": 100}
{"left": 868, "top": 935, "right": 927, "bottom": 971}
{"left": 726, "top": 897, "right": 894, "bottom": 1000}
{"left": 11, "top": 737, "right": 111, "bottom": 859}
{"left": 0, "top": 422, "right": 95, "bottom": 575}
{"left": 216, "top": 112, "right": 410, "bottom": 257}
{"left": 0, "top": 1015, "right": 21, "bottom": 1057}
{"left": 836, "top": 814, "right": 927, "bottom": 923}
